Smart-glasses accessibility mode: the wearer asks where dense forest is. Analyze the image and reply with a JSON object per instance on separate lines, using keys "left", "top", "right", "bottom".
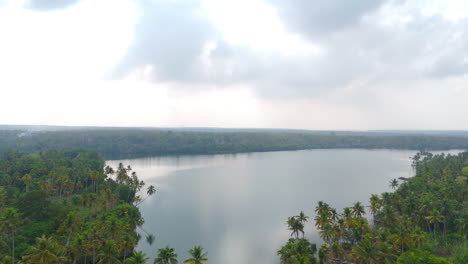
{"left": 278, "top": 151, "right": 468, "bottom": 263}
{"left": 0, "top": 150, "right": 157, "bottom": 263}
{"left": 1, "top": 129, "right": 468, "bottom": 159}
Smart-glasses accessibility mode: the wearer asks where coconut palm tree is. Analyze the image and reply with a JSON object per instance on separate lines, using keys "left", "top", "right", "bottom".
{"left": 426, "top": 209, "right": 444, "bottom": 241}
{"left": 352, "top": 202, "right": 365, "bottom": 218}
{"left": 184, "top": 246, "right": 208, "bottom": 264}
{"left": 2, "top": 207, "right": 22, "bottom": 263}
{"left": 315, "top": 211, "right": 332, "bottom": 230}
{"left": 57, "top": 211, "right": 82, "bottom": 257}
{"left": 22, "top": 235, "right": 66, "bottom": 264}
{"left": 147, "top": 185, "right": 156, "bottom": 196}
{"left": 277, "top": 240, "right": 297, "bottom": 264}
{"left": 104, "top": 165, "right": 115, "bottom": 176}
{"left": 369, "top": 194, "right": 381, "bottom": 225}
{"left": 319, "top": 223, "right": 334, "bottom": 244}
{"left": 125, "top": 251, "right": 149, "bottom": 264}
{"left": 296, "top": 211, "right": 309, "bottom": 224}
{"left": 21, "top": 173, "right": 33, "bottom": 192}
{"left": 342, "top": 207, "right": 354, "bottom": 227}
{"left": 351, "top": 236, "right": 380, "bottom": 264}
{"left": 315, "top": 201, "right": 331, "bottom": 216}
{"left": 68, "top": 235, "right": 90, "bottom": 264}
{"left": 318, "top": 244, "right": 328, "bottom": 264}
{"left": 96, "top": 240, "right": 121, "bottom": 264}
{"left": 146, "top": 234, "right": 155, "bottom": 246}
{"left": 389, "top": 178, "right": 399, "bottom": 190}
{"left": 154, "top": 246, "right": 178, "bottom": 264}
{"left": 287, "top": 217, "right": 305, "bottom": 239}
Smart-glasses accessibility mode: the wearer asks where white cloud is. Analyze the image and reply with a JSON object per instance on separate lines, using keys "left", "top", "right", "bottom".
{"left": 203, "top": 0, "right": 321, "bottom": 55}
{"left": 0, "top": 0, "right": 467, "bottom": 129}
{"left": 0, "top": 0, "right": 135, "bottom": 81}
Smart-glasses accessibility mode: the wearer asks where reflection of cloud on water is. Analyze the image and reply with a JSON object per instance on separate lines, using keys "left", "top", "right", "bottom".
{"left": 218, "top": 231, "right": 250, "bottom": 264}
{"left": 107, "top": 153, "right": 250, "bottom": 183}
{"left": 218, "top": 227, "right": 290, "bottom": 264}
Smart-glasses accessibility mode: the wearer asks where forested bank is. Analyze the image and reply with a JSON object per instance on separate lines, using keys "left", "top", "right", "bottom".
{"left": 1, "top": 129, "right": 468, "bottom": 159}
{"left": 0, "top": 150, "right": 155, "bottom": 263}
{"left": 278, "top": 151, "right": 468, "bottom": 263}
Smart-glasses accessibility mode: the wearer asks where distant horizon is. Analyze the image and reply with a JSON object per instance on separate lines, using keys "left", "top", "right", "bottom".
{"left": 2, "top": 124, "right": 468, "bottom": 133}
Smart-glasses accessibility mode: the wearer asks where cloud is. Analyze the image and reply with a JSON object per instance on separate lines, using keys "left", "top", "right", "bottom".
{"left": 269, "top": 0, "right": 388, "bottom": 36}
{"left": 26, "top": 0, "right": 80, "bottom": 11}
{"left": 113, "top": 0, "right": 218, "bottom": 82}
{"left": 105, "top": 0, "right": 468, "bottom": 129}
{"left": 111, "top": 0, "right": 468, "bottom": 105}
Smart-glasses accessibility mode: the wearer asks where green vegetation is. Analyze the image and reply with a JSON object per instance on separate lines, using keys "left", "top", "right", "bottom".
{"left": 1, "top": 135, "right": 466, "bottom": 263}
{"left": 0, "top": 149, "right": 209, "bottom": 264}
{"left": 0, "top": 150, "right": 156, "bottom": 263}
{"left": 1, "top": 129, "right": 468, "bottom": 159}
{"left": 278, "top": 151, "right": 468, "bottom": 263}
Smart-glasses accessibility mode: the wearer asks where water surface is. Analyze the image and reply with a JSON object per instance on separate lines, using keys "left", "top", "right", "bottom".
{"left": 107, "top": 149, "right": 458, "bottom": 264}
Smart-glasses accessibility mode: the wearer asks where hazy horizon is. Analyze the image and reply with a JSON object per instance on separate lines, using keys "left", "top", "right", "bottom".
{"left": 2, "top": 123, "right": 468, "bottom": 132}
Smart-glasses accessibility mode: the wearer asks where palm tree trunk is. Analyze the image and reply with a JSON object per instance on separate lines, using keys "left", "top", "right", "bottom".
{"left": 12, "top": 232, "right": 15, "bottom": 264}
{"left": 61, "top": 230, "right": 73, "bottom": 258}
{"left": 443, "top": 219, "right": 447, "bottom": 237}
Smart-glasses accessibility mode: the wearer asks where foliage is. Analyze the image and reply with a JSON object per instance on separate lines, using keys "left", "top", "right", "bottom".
{"left": 184, "top": 246, "right": 208, "bottom": 264}
{"left": 278, "top": 212, "right": 318, "bottom": 263}
{"left": 0, "top": 150, "right": 155, "bottom": 263}
{"left": 21, "top": 235, "right": 67, "bottom": 264}
{"left": 396, "top": 249, "right": 449, "bottom": 264}
{"left": 125, "top": 251, "right": 150, "bottom": 264}
{"left": 1, "top": 129, "right": 468, "bottom": 159}
{"left": 449, "top": 244, "right": 468, "bottom": 264}
{"left": 154, "top": 246, "right": 178, "bottom": 264}
{"left": 303, "top": 151, "right": 468, "bottom": 264}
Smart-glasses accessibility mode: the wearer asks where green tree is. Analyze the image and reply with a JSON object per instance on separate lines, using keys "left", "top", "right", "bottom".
{"left": 287, "top": 216, "right": 305, "bottom": 239}
{"left": 96, "top": 240, "right": 122, "bottom": 264}
{"left": 352, "top": 202, "right": 365, "bottom": 218}
{"left": 425, "top": 209, "right": 444, "bottom": 240}
{"left": 154, "top": 246, "right": 178, "bottom": 264}
{"left": 22, "top": 235, "right": 66, "bottom": 264}
{"left": 1, "top": 207, "right": 22, "bottom": 264}
{"left": 146, "top": 234, "right": 155, "bottom": 246}
{"left": 461, "top": 167, "right": 468, "bottom": 176}
{"left": 57, "top": 211, "right": 82, "bottom": 257}
{"left": 184, "top": 246, "right": 208, "bottom": 264}
{"left": 15, "top": 190, "right": 50, "bottom": 221}
{"left": 396, "top": 249, "right": 449, "bottom": 264}
{"left": 125, "top": 251, "right": 149, "bottom": 264}
{"left": 369, "top": 194, "right": 381, "bottom": 225}
{"left": 297, "top": 211, "right": 309, "bottom": 224}
{"left": 147, "top": 185, "right": 156, "bottom": 196}
{"left": 390, "top": 179, "right": 399, "bottom": 190}
{"left": 277, "top": 238, "right": 317, "bottom": 264}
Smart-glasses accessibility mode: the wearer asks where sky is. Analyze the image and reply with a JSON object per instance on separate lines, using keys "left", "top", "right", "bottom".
{"left": 0, "top": 0, "right": 467, "bottom": 130}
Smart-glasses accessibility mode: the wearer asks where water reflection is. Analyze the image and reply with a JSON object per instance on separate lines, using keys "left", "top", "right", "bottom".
{"left": 106, "top": 149, "right": 460, "bottom": 263}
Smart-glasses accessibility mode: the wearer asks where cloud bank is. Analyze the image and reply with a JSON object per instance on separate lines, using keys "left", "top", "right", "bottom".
{"left": 0, "top": 0, "right": 467, "bottom": 129}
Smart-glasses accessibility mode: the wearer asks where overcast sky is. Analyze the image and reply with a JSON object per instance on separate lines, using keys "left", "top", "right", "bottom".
{"left": 1, "top": 0, "right": 467, "bottom": 130}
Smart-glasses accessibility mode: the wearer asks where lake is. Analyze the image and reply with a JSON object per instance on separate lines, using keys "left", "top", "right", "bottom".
{"left": 106, "top": 149, "right": 459, "bottom": 264}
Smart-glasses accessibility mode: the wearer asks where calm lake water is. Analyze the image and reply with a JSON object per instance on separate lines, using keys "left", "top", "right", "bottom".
{"left": 106, "top": 149, "right": 459, "bottom": 264}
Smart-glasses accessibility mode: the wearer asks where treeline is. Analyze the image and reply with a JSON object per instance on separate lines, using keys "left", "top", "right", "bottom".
{"left": 0, "top": 150, "right": 155, "bottom": 263}
{"left": 278, "top": 151, "right": 468, "bottom": 263}
{"left": 1, "top": 129, "right": 468, "bottom": 159}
